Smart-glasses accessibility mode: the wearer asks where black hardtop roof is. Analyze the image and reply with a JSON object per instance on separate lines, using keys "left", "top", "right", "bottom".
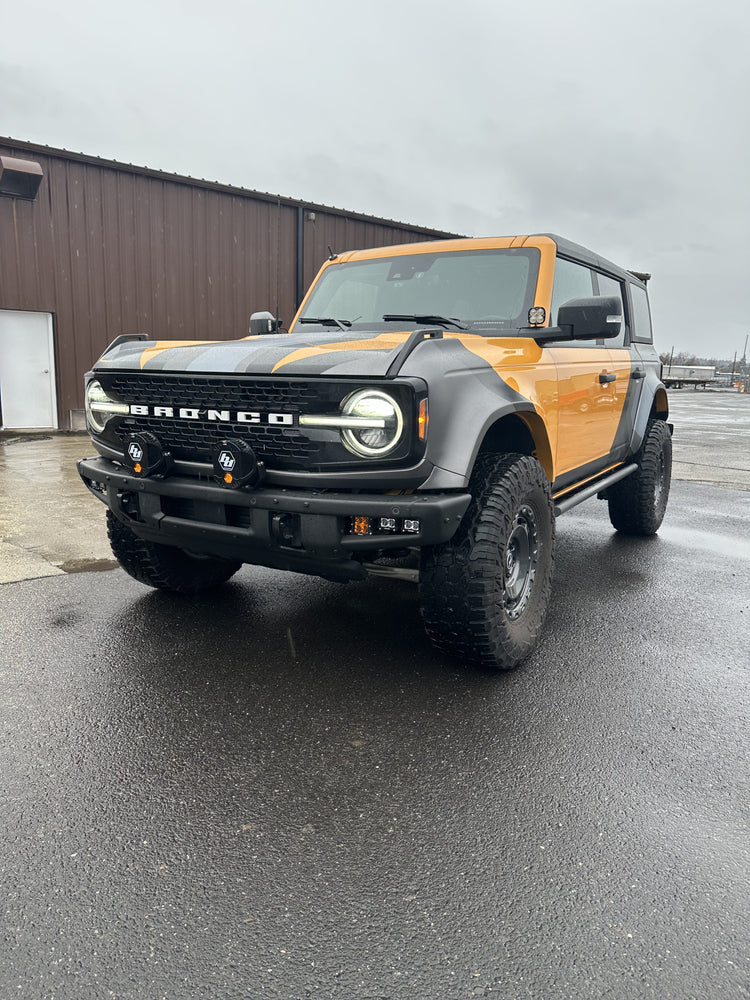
{"left": 538, "top": 233, "right": 647, "bottom": 286}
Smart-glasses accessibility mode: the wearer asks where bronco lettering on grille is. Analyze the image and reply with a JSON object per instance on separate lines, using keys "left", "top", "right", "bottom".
{"left": 128, "top": 404, "right": 294, "bottom": 425}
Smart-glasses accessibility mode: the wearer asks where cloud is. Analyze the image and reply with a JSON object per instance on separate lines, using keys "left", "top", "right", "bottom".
{"left": 0, "top": 0, "right": 748, "bottom": 357}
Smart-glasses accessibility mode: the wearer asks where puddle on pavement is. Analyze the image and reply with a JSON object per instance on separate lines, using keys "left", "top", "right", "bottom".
{"left": 57, "top": 558, "right": 120, "bottom": 574}
{"left": 658, "top": 524, "right": 750, "bottom": 561}
{"left": 0, "top": 434, "right": 53, "bottom": 445}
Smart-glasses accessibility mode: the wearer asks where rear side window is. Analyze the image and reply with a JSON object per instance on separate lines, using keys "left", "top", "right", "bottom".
{"left": 629, "top": 284, "right": 653, "bottom": 343}
{"left": 594, "top": 272, "right": 626, "bottom": 348}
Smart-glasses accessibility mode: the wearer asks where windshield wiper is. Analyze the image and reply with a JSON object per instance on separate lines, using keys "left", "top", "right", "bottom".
{"left": 382, "top": 314, "right": 467, "bottom": 330}
{"left": 298, "top": 317, "right": 352, "bottom": 331}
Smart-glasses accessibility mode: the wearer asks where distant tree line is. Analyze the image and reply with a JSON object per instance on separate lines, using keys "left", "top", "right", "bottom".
{"left": 658, "top": 351, "right": 738, "bottom": 370}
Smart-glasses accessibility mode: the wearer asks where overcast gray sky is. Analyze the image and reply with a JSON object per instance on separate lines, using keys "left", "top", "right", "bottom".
{"left": 2, "top": 0, "right": 748, "bottom": 359}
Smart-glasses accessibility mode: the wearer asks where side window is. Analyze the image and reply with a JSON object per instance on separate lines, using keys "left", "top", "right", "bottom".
{"left": 549, "top": 257, "right": 595, "bottom": 347}
{"left": 550, "top": 257, "right": 594, "bottom": 323}
{"left": 594, "top": 273, "right": 626, "bottom": 348}
{"left": 629, "top": 284, "right": 653, "bottom": 343}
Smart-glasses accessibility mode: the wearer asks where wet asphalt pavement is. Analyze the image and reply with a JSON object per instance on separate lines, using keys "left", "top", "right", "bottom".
{"left": 1, "top": 395, "right": 749, "bottom": 999}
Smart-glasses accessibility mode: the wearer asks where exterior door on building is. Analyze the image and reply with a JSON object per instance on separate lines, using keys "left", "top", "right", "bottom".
{"left": 0, "top": 310, "right": 58, "bottom": 429}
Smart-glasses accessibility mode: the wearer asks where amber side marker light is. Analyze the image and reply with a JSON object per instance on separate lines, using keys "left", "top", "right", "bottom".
{"left": 134, "top": 463, "right": 142, "bottom": 474}
{"left": 224, "top": 473, "right": 233, "bottom": 484}
{"left": 418, "top": 399, "right": 429, "bottom": 440}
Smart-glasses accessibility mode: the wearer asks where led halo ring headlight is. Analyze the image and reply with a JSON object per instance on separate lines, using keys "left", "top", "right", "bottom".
{"left": 85, "top": 379, "right": 129, "bottom": 433}
{"left": 339, "top": 389, "right": 404, "bottom": 458}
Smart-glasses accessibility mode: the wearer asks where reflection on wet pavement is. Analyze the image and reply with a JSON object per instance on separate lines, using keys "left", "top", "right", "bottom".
{"left": 0, "top": 433, "right": 111, "bottom": 583}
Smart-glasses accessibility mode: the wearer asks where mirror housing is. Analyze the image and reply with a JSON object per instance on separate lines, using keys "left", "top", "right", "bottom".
{"left": 533, "top": 296, "right": 622, "bottom": 342}
{"left": 248, "top": 311, "right": 282, "bottom": 336}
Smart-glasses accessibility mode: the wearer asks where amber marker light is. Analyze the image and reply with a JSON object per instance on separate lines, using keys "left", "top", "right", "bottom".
{"left": 134, "top": 463, "right": 142, "bottom": 473}
{"left": 418, "top": 399, "right": 429, "bottom": 440}
{"left": 224, "top": 473, "right": 233, "bottom": 484}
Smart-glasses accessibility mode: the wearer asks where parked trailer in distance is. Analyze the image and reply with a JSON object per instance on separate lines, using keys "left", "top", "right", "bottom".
{"left": 663, "top": 365, "right": 715, "bottom": 389}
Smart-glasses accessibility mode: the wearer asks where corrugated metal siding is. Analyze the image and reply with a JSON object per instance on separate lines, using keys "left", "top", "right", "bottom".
{"left": 301, "top": 211, "right": 434, "bottom": 292}
{"left": 0, "top": 138, "right": 457, "bottom": 426}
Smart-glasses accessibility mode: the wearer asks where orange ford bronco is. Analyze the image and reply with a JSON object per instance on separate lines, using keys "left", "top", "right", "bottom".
{"left": 78, "top": 234, "right": 671, "bottom": 670}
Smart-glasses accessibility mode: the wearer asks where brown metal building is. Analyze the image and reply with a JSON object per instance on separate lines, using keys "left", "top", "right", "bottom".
{"left": 0, "top": 137, "right": 456, "bottom": 431}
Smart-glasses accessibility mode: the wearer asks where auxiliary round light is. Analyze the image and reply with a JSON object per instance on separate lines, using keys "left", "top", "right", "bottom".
{"left": 340, "top": 389, "right": 404, "bottom": 458}
{"left": 124, "top": 432, "right": 172, "bottom": 478}
{"left": 211, "top": 439, "right": 265, "bottom": 488}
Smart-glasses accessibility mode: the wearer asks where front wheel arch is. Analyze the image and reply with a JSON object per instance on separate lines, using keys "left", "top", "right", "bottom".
{"left": 475, "top": 411, "right": 554, "bottom": 482}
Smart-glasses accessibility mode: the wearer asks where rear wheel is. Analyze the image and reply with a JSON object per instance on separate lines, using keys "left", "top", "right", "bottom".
{"left": 107, "top": 511, "right": 242, "bottom": 593}
{"left": 419, "top": 454, "right": 555, "bottom": 670}
{"left": 607, "top": 419, "right": 672, "bottom": 536}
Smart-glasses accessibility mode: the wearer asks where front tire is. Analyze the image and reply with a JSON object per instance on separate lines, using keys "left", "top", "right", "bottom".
{"left": 419, "top": 454, "right": 556, "bottom": 671}
{"left": 607, "top": 419, "right": 672, "bottom": 536}
{"left": 107, "top": 511, "right": 242, "bottom": 593}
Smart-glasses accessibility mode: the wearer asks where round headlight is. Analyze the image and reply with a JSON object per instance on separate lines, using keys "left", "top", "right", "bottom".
{"left": 85, "top": 379, "right": 128, "bottom": 433}
{"left": 340, "top": 389, "right": 404, "bottom": 458}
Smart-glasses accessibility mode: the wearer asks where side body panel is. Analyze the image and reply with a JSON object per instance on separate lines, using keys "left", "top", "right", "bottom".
{"left": 546, "top": 346, "right": 628, "bottom": 480}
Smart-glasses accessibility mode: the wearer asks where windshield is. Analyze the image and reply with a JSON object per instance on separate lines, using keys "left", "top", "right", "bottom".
{"left": 297, "top": 247, "right": 540, "bottom": 334}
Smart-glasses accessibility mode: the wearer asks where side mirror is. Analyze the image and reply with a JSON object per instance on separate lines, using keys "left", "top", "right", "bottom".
{"left": 248, "top": 311, "right": 282, "bottom": 336}
{"left": 533, "top": 296, "right": 622, "bottom": 342}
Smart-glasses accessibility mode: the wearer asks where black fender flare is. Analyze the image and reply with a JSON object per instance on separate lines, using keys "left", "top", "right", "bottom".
{"left": 426, "top": 398, "right": 553, "bottom": 487}
{"left": 627, "top": 376, "right": 669, "bottom": 455}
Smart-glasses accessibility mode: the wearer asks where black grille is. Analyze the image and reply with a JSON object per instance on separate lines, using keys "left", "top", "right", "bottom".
{"left": 101, "top": 373, "right": 364, "bottom": 470}
{"left": 108, "top": 374, "right": 329, "bottom": 411}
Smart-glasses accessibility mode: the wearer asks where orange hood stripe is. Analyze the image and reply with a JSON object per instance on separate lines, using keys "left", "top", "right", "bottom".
{"left": 271, "top": 332, "right": 410, "bottom": 373}
{"left": 139, "top": 341, "right": 215, "bottom": 369}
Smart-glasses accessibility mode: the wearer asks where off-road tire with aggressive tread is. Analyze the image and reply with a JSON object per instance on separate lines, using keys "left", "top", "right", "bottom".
{"left": 419, "top": 453, "right": 555, "bottom": 671}
{"left": 607, "top": 419, "right": 671, "bottom": 536}
{"left": 107, "top": 511, "right": 242, "bottom": 593}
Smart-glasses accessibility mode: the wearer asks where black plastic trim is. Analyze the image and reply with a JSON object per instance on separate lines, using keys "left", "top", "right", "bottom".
{"left": 101, "top": 333, "right": 149, "bottom": 356}
{"left": 385, "top": 328, "right": 444, "bottom": 378}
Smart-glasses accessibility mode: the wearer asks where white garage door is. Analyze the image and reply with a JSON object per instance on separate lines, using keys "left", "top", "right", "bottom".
{"left": 0, "top": 310, "right": 58, "bottom": 429}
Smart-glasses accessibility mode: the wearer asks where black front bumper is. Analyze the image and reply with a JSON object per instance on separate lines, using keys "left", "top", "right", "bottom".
{"left": 78, "top": 456, "right": 471, "bottom": 582}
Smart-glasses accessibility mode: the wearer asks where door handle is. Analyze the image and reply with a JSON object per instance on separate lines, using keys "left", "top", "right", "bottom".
{"left": 631, "top": 369, "right": 645, "bottom": 380}
{"left": 599, "top": 373, "right": 616, "bottom": 384}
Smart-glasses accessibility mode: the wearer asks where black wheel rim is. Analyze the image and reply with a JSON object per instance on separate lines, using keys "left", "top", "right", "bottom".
{"left": 502, "top": 503, "right": 538, "bottom": 620}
